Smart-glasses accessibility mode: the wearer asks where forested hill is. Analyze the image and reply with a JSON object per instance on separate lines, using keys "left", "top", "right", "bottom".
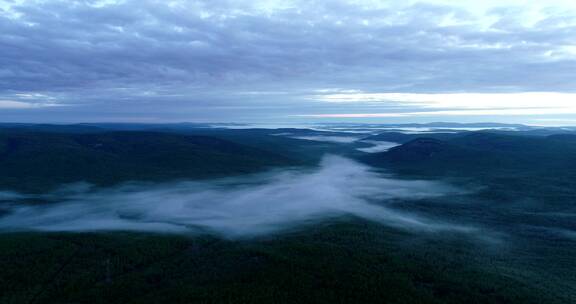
{"left": 364, "top": 132, "right": 576, "bottom": 207}
{"left": 0, "top": 131, "right": 295, "bottom": 193}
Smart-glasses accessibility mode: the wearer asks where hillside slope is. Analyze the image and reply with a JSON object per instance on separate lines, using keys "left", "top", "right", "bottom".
{"left": 0, "top": 131, "right": 295, "bottom": 192}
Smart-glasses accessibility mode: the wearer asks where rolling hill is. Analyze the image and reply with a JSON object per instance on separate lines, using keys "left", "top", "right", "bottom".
{"left": 0, "top": 131, "right": 296, "bottom": 193}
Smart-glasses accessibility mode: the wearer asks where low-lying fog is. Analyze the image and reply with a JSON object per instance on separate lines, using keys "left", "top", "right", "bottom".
{"left": 0, "top": 156, "right": 467, "bottom": 237}
{"left": 277, "top": 134, "right": 400, "bottom": 153}
{"left": 356, "top": 141, "right": 401, "bottom": 153}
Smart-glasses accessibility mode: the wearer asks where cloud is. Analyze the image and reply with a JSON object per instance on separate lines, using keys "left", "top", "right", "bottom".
{"left": 310, "top": 92, "right": 576, "bottom": 109}
{"left": 294, "top": 108, "right": 576, "bottom": 118}
{"left": 0, "top": 98, "right": 63, "bottom": 109}
{"left": 0, "top": 156, "right": 468, "bottom": 237}
{"left": 0, "top": 0, "right": 575, "bottom": 122}
{"left": 302, "top": 92, "right": 576, "bottom": 118}
{"left": 0, "top": 100, "right": 37, "bottom": 109}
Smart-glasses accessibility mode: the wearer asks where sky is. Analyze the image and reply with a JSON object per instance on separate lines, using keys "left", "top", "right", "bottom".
{"left": 1, "top": 0, "right": 576, "bottom": 125}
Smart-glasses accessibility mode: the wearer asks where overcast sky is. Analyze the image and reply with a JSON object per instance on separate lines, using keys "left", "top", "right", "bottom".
{"left": 1, "top": 0, "right": 576, "bottom": 124}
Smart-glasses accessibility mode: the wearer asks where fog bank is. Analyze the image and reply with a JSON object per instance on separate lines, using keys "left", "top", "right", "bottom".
{"left": 0, "top": 156, "right": 466, "bottom": 237}
{"left": 357, "top": 141, "right": 401, "bottom": 153}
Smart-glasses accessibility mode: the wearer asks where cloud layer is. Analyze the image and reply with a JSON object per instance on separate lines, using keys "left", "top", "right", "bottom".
{"left": 1, "top": 0, "right": 576, "bottom": 122}
{"left": 0, "top": 156, "right": 466, "bottom": 237}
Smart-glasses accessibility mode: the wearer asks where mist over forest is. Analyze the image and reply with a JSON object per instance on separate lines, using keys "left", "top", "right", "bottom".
{"left": 2, "top": 0, "right": 576, "bottom": 303}
{"left": 1, "top": 122, "right": 576, "bottom": 303}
